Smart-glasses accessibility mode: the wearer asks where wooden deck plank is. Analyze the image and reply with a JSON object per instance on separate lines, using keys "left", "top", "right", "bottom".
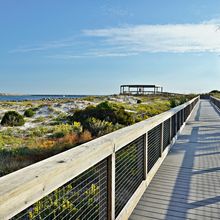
{"left": 135, "top": 202, "right": 220, "bottom": 219}
{"left": 130, "top": 100, "right": 220, "bottom": 220}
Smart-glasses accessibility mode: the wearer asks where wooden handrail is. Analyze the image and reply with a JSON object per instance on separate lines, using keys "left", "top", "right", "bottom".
{"left": 0, "top": 96, "right": 199, "bottom": 220}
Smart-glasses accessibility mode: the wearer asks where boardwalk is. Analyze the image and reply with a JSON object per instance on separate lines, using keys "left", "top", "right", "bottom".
{"left": 130, "top": 100, "right": 220, "bottom": 220}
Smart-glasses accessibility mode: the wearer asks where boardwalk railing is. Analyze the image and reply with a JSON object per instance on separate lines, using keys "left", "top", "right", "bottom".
{"left": 0, "top": 97, "right": 199, "bottom": 220}
{"left": 210, "top": 96, "right": 220, "bottom": 109}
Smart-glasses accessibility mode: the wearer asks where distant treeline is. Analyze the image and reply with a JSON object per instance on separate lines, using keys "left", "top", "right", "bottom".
{"left": 210, "top": 90, "right": 220, "bottom": 93}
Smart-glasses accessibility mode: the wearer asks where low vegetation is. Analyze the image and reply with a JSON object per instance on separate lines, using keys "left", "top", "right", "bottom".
{"left": 24, "top": 108, "right": 35, "bottom": 117}
{"left": 69, "top": 101, "right": 134, "bottom": 136}
{"left": 1, "top": 111, "right": 25, "bottom": 127}
{"left": 210, "top": 90, "right": 220, "bottom": 99}
{"left": 0, "top": 94, "right": 195, "bottom": 177}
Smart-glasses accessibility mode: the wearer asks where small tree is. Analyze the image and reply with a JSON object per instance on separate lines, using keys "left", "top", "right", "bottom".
{"left": 1, "top": 111, "right": 25, "bottom": 127}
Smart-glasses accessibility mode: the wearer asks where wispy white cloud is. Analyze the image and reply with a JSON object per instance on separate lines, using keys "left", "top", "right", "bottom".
{"left": 10, "top": 19, "right": 220, "bottom": 58}
{"left": 9, "top": 37, "right": 81, "bottom": 53}
{"left": 47, "top": 51, "right": 138, "bottom": 59}
{"left": 83, "top": 22, "right": 220, "bottom": 54}
{"left": 46, "top": 54, "right": 86, "bottom": 59}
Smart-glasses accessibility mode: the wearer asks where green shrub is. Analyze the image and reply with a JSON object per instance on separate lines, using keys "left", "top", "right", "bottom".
{"left": 169, "top": 96, "right": 189, "bottom": 108}
{"left": 169, "top": 98, "right": 179, "bottom": 108}
{"left": 1, "top": 111, "right": 25, "bottom": 127}
{"left": 52, "top": 122, "right": 83, "bottom": 138}
{"left": 179, "top": 96, "right": 188, "bottom": 105}
{"left": 70, "top": 101, "right": 134, "bottom": 127}
{"left": 24, "top": 108, "right": 35, "bottom": 117}
{"left": 84, "top": 117, "right": 122, "bottom": 137}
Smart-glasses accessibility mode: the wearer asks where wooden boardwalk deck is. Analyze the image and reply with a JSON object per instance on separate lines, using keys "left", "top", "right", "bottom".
{"left": 130, "top": 100, "right": 220, "bottom": 220}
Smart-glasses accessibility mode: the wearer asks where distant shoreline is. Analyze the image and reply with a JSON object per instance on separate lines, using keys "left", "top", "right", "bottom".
{"left": 0, "top": 95, "right": 89, "bottom": 101}
{"left": 0, "top": 94, "right": 90, "bottom": 96}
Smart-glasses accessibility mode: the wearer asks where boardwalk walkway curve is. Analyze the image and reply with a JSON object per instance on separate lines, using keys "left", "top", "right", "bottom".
{"left": 130, "top": 100, "right": 220, "bottom": 220}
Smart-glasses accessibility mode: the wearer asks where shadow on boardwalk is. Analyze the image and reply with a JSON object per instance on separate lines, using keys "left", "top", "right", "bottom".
{"left": 165, "top": 100, "right": 220, "bottom": 219}
{"left": 130, "top": 100, "right": 220, "bottom": 220}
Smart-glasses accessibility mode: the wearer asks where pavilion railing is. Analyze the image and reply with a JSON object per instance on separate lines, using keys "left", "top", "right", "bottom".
{"left": 0, "top": 97, "right": 199, "bottom": 220}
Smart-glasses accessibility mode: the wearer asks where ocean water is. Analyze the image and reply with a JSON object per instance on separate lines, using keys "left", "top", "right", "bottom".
{"left": 0, "top": 95, "right": 87, "bottom": 101}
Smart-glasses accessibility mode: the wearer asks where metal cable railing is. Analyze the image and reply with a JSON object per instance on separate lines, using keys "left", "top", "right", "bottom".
{"left": 163, "top": 119, "right": 171, "bottom": 151}
{"left": 1, "top": 97, "right": 199, "bottom": 220}
{"left": 12, "top": 159, "right": 108, "bottom": 220}
{"left": 148, "top": 124, "right": 162, "bottom": 173}
{"left": 184, "top": 105, "right": 190, "bottom": 121}
{"left": 171, "top": 114, "right": 176, "bottom": 139}
{"left": 181, "top": 109, "right": 184, "bottom": 126}
{"left": 177, "top": 111, "right": 181, "bottom": 131}
{"left": 115, "top": 136, "right": 145, "bottom": 217}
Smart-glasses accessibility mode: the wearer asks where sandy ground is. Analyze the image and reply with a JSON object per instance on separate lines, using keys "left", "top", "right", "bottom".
{"left": 0, "top": 100, "right": 97, "bottom": 131}
{"left": 0, "top": 96, "right": 140, "bottom": 131}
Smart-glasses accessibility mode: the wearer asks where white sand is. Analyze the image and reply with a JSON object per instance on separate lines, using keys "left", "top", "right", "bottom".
{"left": 0, "top": 100, "right": 95, "bottom": 131}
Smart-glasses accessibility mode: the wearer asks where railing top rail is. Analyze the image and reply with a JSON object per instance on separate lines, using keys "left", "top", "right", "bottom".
{"left": 0, "top": 96, "right": 199, "bottom": 219}
{"left": 210, "top": 95, "right": 220, "bottom": 101}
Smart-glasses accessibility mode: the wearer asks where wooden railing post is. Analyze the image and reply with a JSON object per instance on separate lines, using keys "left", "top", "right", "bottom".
{"left": 108, "top": 150, "right": 116, "bottom": 220}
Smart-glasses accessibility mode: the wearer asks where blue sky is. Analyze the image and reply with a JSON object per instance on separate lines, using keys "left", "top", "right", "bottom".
{"left": 1, "top": 0, "right": 220, "bottom": 94}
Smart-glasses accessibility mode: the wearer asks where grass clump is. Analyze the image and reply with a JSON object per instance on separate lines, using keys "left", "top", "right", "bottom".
{"left": 52, "top": 122, "right": 83, "bottom": 138}
{"left": 33, "top": 116, "right": 45, "bottom": 123}
{"left": 27, "top": 126, "right": 52, "bottom": 137}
